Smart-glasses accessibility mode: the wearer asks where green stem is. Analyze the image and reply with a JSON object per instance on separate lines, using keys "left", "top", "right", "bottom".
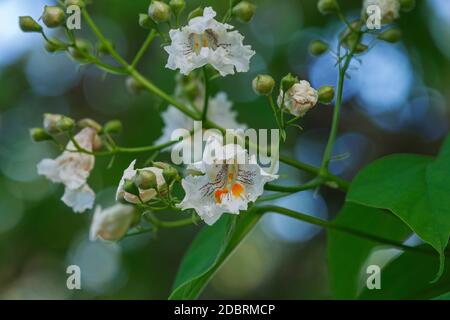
{"left": 67, "top": 138, "right": 177, "bottom": 157}
{"left": 131, "top": 29, "right": 157, "bottom": 69}
{"left": 265, "top": 179, "right": 321, "bottom": 193}
{"left": 320, "top": 32, "right": 362, "bottom": 172}
{"left": 201, "top": 67, "right": 210, "bottom": 122}
{"left": 279, "top": 155, "right": 349, "bottom": 191}
{"left": 256, "top": 205, "right": 439, "bottom": 257}
{"left": 143, "top": 212, "right": 200, "bottom": 229}
{"left": 268, "top": 95, "right": 282, "bottom": 130}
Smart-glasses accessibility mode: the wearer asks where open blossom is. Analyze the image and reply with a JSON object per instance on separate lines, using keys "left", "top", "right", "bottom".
{"left": 89, "top": 204, "right": 136, "bottom": 241}
{"left": 363, "top": 0, "right": 400, "bottom": 24}
{"left": 156, "top": 91, "right": 246, "bottom": 160}
{"left": 179, "top": 136, "right": 278, "bottom": 225}
{"left": 116, "top": 160, "right": 166, "bottom": 204}
{"left": 37, "top": 127, "right": 96, "bottom": 213}
{"left": 278, "top": 81, "right": 318, "bottom": 117}
{"left": 164, "top": 7, "right": 255, "bottom": 76}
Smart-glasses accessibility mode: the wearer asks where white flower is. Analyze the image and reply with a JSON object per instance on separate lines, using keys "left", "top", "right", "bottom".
{"left": 164, "top": 7, "right": 255, "bottom": 76}
{"left": 37, "top": 127, "right": 96, "bottom": 213}
{"left": 278, "top": 81, "right": 318, "bottom": 117}
{"left": 156, "top": 91, "right": 246, "bottom": 160}
{"left": 179, "top": 136, "right": 278, "bottom": 225}
{"left": 89, "top": 204, "right": 136, "bottom": 241}
{"left": 116, "top": 160, "right": 166, "bottom": 204}
{"left": 363, "top": 0, "right": 400, "bottom": 24}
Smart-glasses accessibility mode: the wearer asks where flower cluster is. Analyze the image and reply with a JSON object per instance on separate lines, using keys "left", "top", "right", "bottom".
{"left": 24, "top": 0, "right": 414, "bottom": 243}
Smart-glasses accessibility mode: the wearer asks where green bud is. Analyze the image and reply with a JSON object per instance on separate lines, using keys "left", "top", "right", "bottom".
{"left": 103, "top": 120, "right": 122, "bottom": 134}
{"left": 355, "top": 43, "right": 368, "bottom": 54}
{"left": 19, "top": 16, "right": 42, "bottom": 33}
{"left": 169, "top": 0, "right": 186, "bottom": 17}
{"left": 399, "top": 0, "right": 415, "bottom": 12}
{"left": 252, "top": 74, "right": 275, "bottom": 96}
{"left": 124, "top": 179, "right": 140, "bottom": 196}
{"left": 68, "top": 39, "right": 91, "bottom": 62}
{"left": 134, "top": 170, "right": 158, "bottom": 190}
{"left": 148, "top": 1, "right": 171, "bottom": 23}
{"left": 45, "top": 38, "right": 67, "bottom": 53}
{"left": 318, "top": 86, "right": 335, "bottom": 104}
{"left": 139, "top": 13, "right": 157, "bottom": 29}
{"left": 97, "top": 40, "right": 114, "bottom": 55}
{"left": 317, "top": 0, "right": 339, "bottom": 15}
{"left": 64, "top": 0, "right": 85, "bottom": 8}
{"left": 125, "top": 76, "right": 145, "bottom": 95}
{"left": 162, "top": 166, "right": 179, "bottom": 184}
{"left": 78, "top": 118, "right": 102, "bottom": 132}
{"left": 281, "top": 73, "right": 298, "bottom": 92}
{"left": 309, "top": 40, "right": 329, "bottom": 56}
{"left": 188, "top": 6, "right": 204, "bottom": 20}
{"left": 43, "top": 113, "right": 64, "bottom": 134}
{"left": 30, "top": 128, "right": 52, "bottom": 142}
{"left": 153, "top": 162, "right": 170, "bottom": 170}
{"left": 232, "top": 1, "right": 256, "bottom": 23}
{"left": 56, "top": 116, "right": 75, "bottom": 132}
{"left": 378, "top": 28, "right": 402, "bottom": 43}
{"left": 42, "top": 6, "right": 65, "bottom": 28}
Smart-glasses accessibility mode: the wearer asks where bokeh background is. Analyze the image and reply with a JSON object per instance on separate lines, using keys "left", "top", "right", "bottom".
{"left": 0, "top": 0, "right": 449, "bottom": 299}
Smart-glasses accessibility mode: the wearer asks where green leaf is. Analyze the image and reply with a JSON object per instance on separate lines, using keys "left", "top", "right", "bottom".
{"left": 358, "top": 245, "right": 450, "bottom": 299}
{"left": 347, "top": 135, "right": 450, "bottom": 280}
{"left": 433, "top": 292, "right": 450, "bottom": 300}
{"left": 169, "top": 209, "right": 261, "bottom": 300}
{"left": 328, "top": 203, "right": 411, "bottom": 299}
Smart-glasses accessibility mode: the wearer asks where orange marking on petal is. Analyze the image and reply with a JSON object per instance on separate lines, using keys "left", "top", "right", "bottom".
{"left": 231, "top": 183, "right": 244, "bottom": 198}
{"left": 214, "top": 188, "right": 229, "bottom": 204}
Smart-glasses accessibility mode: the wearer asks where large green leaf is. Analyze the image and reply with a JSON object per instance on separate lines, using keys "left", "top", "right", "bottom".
{"left": 433, "top": 292, "right": 450, "bottom": 300}
{"left": 347, "top": 135, "right": 450, "bottom": 279}
{"left": 328, "top": 203, "right": 411, "bottom": 299}
{"left": 358, "top": 245, "right": 450, "bottom": 299}
{"left": 169, "top": 209, "right": 261, "bottom": 300}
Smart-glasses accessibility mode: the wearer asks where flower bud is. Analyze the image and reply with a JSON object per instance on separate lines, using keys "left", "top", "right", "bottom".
{"left": 126, "top": 76, "right": 144, "bottom": 95}
{"left": 281, "top": 73, "right": 299, "bottom": 92}
{"left": 148, "top": 1, "right": 171, "bottom": 24}
{"left": 45, "top": 38, "right": 67, "bottom": 53}
{"left": 97, "top": 40, "right": 114, "bottom": 56}
{"left": 309, "top": 40, "right": 329, "bottom": 56}
{"left": 378, "top": 28, "right": 402, "bottom": 43}
{"left": 252, "top": 74, "right": 275, "bottom": 96}
{"left": 103, "top": 120, "right": 122, "bottom": 135}
{"left": 317, "top": 0, "right": 339, "bottom": 15}
{"left": 78, "top": 118, "right": 102, "bottom": 132}
{"left": 169, "top": 0, "right": 186, "bottom": 17}
{"left": 139, "top": 13, "right": 157, "bottom": 29}
{"left": 124, "top": 179, "right": 140, "bottom": 196}
{"left": 56, "top": 116, "right": 75, "bottom": 132}
{"left": 318, "top": 85, "right": 335, "bottom": 104}
{"left": 19, "top": 16, "right": 42, "bottom": 33}
{"left": 134, "top": 170, "right": 158, "bottom": 190}
{"left": 68, "top": 39, "right": 91, "bottom": 62}
{"left": 42, "top": 6, "right": 65, "bottom": 28}
{"left": 90, "top": 204, "right": 136, "bottom": 242}
{"left": 355, "top": 43, "right": 368, "bottom": 53}
{"left": 30, "top": 128, "right": 52, "bottom": 142}
{"left": 43, "top": 114, "right": 74, "bottom": 133}
{"left": 188, "top": 7, "right": 204, "bottom": 20}
{"left": 64, "top": 0, "right": 85, "bottom": 8}
{"left": 232, "top": 1, "right": 256, "bottom": 23}
{"left": 399, "top": 0, "right": 415, "bottom": 12}
{"left": 162, "top": 165, "right": 179, "bottom": 184}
